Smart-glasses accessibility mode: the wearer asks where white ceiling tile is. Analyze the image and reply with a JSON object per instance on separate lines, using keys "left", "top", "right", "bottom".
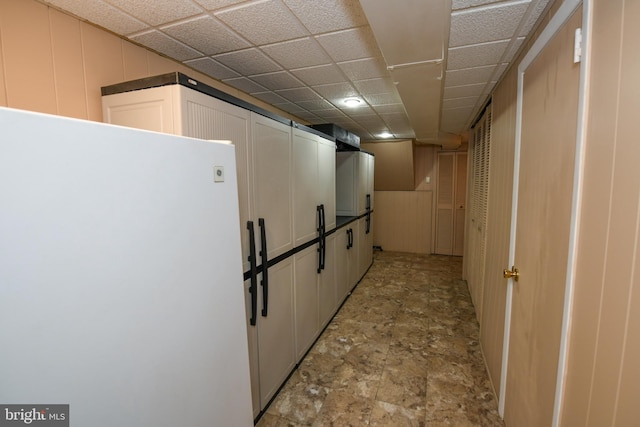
{"left": 214, "top": 0, "right": 309, "bottom": 45}
{"left": 316, "top": 28, "right": 380, "bottom": 63}
{"left": 372, "top": 104, "right": 405, "bottom": 114}
{"left": 184, "top": 57, "right": 240, "bottom": 79}
{"left": 313, "top": 109, "right": 347, "bottom": 120}
{"left": 213, "top": 48, "right": 282, "bottom": 75}
{"left": 275, "top": 87, "right": 324, "bottom": 103}
{"left": 447, "top": 39, "right": 510, "bottom": 69}
{"left": 312, "top": 82, "right": 358, "bottom": 101}
{"left": 273, "top": 101, "right": 307, "bottom": 114}
{"left": 261, "top": 38, "right": 331, "bottom": 69}
{"left": 162, "top": 16, "right": 250, "bottom": 55}
{"left": 353, "top": 78, "right": 397, "bottom": 95}
{"left": 444, "top": 83, "right": 486, "bottom": 99}
{"left": 338, "top": 57, "right": 389, "bottom": 81}
{"left": 194, "top": 0, "right": 247, "bottom": 11}
{"left": 283, "top": 0, "right": 368, "bottom": 34}
{"left": 104, "top": 0, "right": 203, "bottom": 26}
{"left": 251, "top": 91, "right": 289, "bottom": 104}
{"left": 450, "top": 1, "right": 530, "bottom": 48}
{"left": 291, "top": 65, "right": 347, "bottom": 86}
{"left": 443, "top": 96, "right": 479, "bottom": 109}
{"left": 43, "top": 0, "right": 148, "bottom": 34}
{"left": 249, "top": 71, "right": 305, "bottom": 91}
{"left": 296, "top": 99, "right": 335, "bottom": 111}
{"left": 221, "top": 77, "right": 268, "bottom": 93}
{"left": 520, "top": 0, "right": 551, "bottom": 36}
{"left": 131, "top": 30, "right": 203, "bottom": 61}
{"left": 445, "top": 64, "right": 497, "bottom": 86}
{"left": 451, "top": 0, "right": 504, "bottom": 11}
{"left": 363, "top": 93, "right": 402, "bottom": 106}
{"left": 342, "top": 105, "right": 375, "bottom": 116}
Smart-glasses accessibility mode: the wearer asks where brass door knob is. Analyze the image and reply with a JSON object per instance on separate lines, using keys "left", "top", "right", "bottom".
{"left": 503, "top": 266, "right": 519, "bottom": 282}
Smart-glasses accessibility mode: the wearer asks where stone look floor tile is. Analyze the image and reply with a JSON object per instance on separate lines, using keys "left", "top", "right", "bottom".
{"left": 256, "top": 251, "right": 503, "bottom": 427}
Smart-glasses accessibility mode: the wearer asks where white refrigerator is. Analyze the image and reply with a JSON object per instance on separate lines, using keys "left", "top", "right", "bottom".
{"left": 0, "top": 107, "right": 253, "bottom": 426}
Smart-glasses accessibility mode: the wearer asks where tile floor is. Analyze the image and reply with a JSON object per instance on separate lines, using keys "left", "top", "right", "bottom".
{"left": 256, "top": 250, "right": 504, "bottom": 426}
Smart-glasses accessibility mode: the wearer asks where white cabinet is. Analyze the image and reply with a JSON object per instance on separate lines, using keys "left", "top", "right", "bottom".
{"left": 357, "top": 214, "right": 374, "bottom": 279}
{"left": 103, "top": 83, "right": 296, "bottom": 416}
{"left": 336, "top": 151, "right": 374, "bottom": 216}
{"left": 335, "top": 225, "right": 357, "bottom": 306}
{"left": 293, "top": 127, "right": 336, "bottom": 247}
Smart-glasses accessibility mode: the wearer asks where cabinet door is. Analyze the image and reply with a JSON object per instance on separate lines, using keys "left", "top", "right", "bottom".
{"left": 252, "top": 113, "right": 293, "bottom": 260}
{"left": 292, "top": 129, "right": 319, "bottom": 247}
{"left": 336, "top": 152, "right": 358, "bottom": 216}
{"left": 243, "top": 278, "right": 260, "bottom": 419}
{"left": 179, "top": 88, "right": 253, "bottom": 271}
{"left": 294, "top": 245, "right": 319, "bottom": 361}
{"left": 357, "top": 216, "right": 373, "bottom": 280}
{"left": 257, "top": 258, "right": 295, "bottom": 409}
{"left": 349, "top": 224, "right": 360, "bottom": 288}
{"left": 335, "top": 227, "right": 351, "bottom": 304}
{"left": 357, "top": 152, "right": 369, "bottom": 215}
{"left": 367, "top": 153, "right": 375, "bottom": 211}
{"left": 101, "top": 85, "right": 176, "bottom": 133}
{"left": 318, "top": 137, "right": 336, "bottom": 231}
{"left": 319, "top": 233, "right": 337, "bottom": 329}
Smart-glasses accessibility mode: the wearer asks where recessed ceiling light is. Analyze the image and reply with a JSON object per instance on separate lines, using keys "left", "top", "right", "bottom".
{"left": 378, "top": 132, "right": 393, "bottom": 139}
{"left": 343, "top": 98, "right": 362, "bottom": 107}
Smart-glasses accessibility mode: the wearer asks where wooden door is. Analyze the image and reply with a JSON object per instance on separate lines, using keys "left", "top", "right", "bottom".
{"left": 503, "top": 8, "right": 581, "bottom": 426}
{"left": 435, "top": 152, "right": 467, "bottom": 255}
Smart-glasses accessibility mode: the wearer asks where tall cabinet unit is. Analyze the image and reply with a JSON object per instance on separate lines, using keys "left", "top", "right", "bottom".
{"left": 336, "top": 151, "right": 375, "bottom": 279}
{"left": 291, "top": 125, "right": 337, "bottom": 361}
{"left": 102, "top": 82, "right": 298, "bottom": 418}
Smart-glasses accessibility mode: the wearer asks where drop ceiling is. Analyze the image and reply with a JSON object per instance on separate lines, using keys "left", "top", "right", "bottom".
{"left": 41, "top": 0, "right": 551, "bottom": 144}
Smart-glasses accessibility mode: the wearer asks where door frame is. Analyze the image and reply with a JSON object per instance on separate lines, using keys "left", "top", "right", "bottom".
{"left": 499, "top": 1, "right": 591, "bottom": 425}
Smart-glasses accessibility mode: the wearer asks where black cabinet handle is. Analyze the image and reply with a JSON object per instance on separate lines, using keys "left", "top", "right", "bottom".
{"left": 259, "top": 218, "right": 269, "bottom": 317}
{"left": 321, "top": 205, "right": 326, "bottom": 271}
{"left": 247, "top": 221, "right": 258, "bottom": 326}
{"left": 317, "top": 204, "right": 325, "bottom": 273}
{"left": 365, "top": 194, "right": 371, "bottom": 234}
{"left": 347, "top": 228, "right": 353, "bottom": 249}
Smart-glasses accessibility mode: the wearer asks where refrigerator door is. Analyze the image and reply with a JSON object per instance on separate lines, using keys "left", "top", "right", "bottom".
{"left": 0, "top": 108, "right": 252, "bottom": 426}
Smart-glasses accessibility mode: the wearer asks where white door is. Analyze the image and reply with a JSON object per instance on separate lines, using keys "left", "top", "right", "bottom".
{"left": 502, "top": 7, "right": 582, "bottom": 426}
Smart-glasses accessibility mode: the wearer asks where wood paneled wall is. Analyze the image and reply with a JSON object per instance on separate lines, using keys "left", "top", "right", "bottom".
{"left": 372, "top": 191, "right": 432, "bottom": 254}
{"left": 561, "top": 0, "right": 640, "bottom": 424}
{"left": 0, "top": 0, "right": 297, "bottom": 123}
{"left": 362, "top": 142, "right": 437, "bottom": 254}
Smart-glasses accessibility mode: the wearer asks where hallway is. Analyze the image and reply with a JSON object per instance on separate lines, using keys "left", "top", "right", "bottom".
{"left": 256, "top": 251, "right": 503, "bottom": 426}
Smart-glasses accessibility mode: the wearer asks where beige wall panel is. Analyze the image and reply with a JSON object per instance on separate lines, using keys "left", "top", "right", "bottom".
{"left": 122, "top": 40, "right": 149, "bottom": 81}
{"left": 414, "top": 145, "right": 436, "bottom": 191}
{"left": 0, "top": 30, "right": 7, "bottom": 106}
{"left": 584, "top": 0, "right": 640, "bottom": 424}
{"left": 0, "top": 0, "right": 56, "bottom": 114}
{"left": 560, "top": 0, "right": 623, "bottom": 424}
{"left": 50, "top": 9, "right": 87, "bottom": 119}
{"left": 80, "top": 22, "right": 123, "bottom": 121}
{"left": 613, "top": 7, "right": 640, "bottom": 424}
{"left": 362, "top": 141, "right": 414, "bottom": 191}
{"left": 147, "top": 51, "right": 180, "bottom": 76}
{"left": 373, "top": 191, "right": 431, "bottom": 254}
